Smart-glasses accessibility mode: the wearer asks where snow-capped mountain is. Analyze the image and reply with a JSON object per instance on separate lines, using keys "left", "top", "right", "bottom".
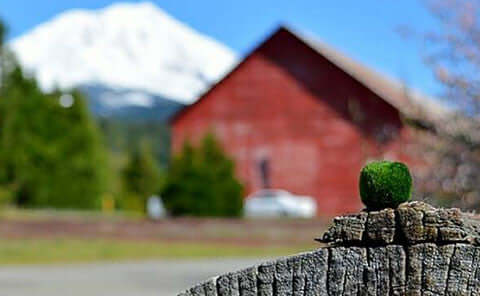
{"left": 10, "top": 2, "right": 236, "bottom": 117}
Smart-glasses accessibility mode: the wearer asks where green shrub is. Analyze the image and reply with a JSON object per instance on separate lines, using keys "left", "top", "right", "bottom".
{"left": 0, "top": 186, "right": 14, "bottom": 208}
{"left": 359, "top": 161, "right": 412, "bottom": 210}
{"left": 120, "top": 142, "right": 163, "bottom": 213}
{"left": 162, "top": 133, "right": 243, "bottom": 217}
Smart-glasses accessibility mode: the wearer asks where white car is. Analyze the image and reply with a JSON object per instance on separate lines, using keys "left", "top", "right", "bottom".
{"left": 146, "top": 195, "right": 166, "bottom": 220}
{"left": 244, "top": 189, "right": 317, "bottom": 218}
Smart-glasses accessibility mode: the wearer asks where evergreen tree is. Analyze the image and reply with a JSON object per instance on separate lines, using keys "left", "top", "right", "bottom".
{"left": 0, "top": 78, "right": 108, "bottom": 208}
{"left": 0, "top": 20, "right": 5, "bottom": 92}
{"left": 0, "top": 20, "right": 5, "bottom": 48}
{"left": 163, "top": 133, "right": 244, "bottom": 217}
{"left": 0, "top": 17, "right": 108, "bottom": 209}
{"left": 121, "top": 141, "right": 162, "bottom": 212}
{"left": 0, "top": 19, "right": 11, "bottom": 100}
{"left": 43, "top": 90, "right": 108, "bottom": 209}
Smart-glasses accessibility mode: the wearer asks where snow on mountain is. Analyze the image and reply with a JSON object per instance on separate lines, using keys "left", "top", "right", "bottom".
{"left": 10, "top": 2, "right": 237, "bottom": 105}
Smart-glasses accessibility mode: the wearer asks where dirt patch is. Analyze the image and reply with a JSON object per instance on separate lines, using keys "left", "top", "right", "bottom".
{"left": 0, "top": 215, "right": 329, "bottom": 247}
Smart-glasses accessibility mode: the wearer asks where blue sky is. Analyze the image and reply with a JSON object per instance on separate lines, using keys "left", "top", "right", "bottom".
{"left": 0, "top": 0, "right": 442, "bottom": 96}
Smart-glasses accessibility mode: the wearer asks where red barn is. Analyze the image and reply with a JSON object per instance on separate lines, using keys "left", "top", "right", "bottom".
{"left": 171, "top": 26, "right": 435, "bottom": 215}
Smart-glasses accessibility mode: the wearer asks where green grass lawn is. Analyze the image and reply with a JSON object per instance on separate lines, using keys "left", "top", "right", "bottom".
{"left": 0, "top": 238, "right": 316, "bottom": 265}
{"left": 0, "top": 208, "right": 324, "bottom": 265}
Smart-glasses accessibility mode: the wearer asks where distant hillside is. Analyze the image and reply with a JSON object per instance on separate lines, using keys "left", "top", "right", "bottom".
{"left": 80, "top": 84, "right": 184, "bottom": 122}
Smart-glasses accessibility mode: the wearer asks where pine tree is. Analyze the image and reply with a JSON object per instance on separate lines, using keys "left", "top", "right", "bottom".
{"left": 0, "top": 20, "right": 5, "bottom": 48}
{"left": 0, "top": 67, "right": 108, "bottom": 208}
{"left": 121, "top": 141, "right": 162, "bottom": 212}
{"left": 0, "top": 20, "right": 5, "bottom": 92}
{"left": 0, "top": 26, "right": 18, "bottom": 205}
{"left": 0, "top": 17, "right": 108, "bottom": 209}
{"left": 162, "top": 133, "right": 244, "bottom": 217}
{"left": 42, "top": 90, "right": 108, "bottom": 209}
{"left": 0, "top": 66, "right": 48, "bottom": 206}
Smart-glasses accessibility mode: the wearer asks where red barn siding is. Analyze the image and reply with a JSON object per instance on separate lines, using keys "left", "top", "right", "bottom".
{"left": 171, "top": 28, "right": 412, "bottom": 216}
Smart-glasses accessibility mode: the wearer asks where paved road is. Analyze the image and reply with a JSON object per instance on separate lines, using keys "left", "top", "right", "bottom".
{"left": 0, "top": 258, "right": 264, "bottom": 296}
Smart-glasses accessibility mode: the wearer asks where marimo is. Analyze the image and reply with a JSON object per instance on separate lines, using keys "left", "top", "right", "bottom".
{"left": 359, "top": 160, "right": 412, "bottom": 210}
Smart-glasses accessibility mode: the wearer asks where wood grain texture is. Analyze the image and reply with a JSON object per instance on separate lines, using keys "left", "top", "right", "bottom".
{"left": 178, "top": 202, "right": 480, "bottom": 295}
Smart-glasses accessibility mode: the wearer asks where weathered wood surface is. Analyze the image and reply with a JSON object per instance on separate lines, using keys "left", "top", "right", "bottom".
{"left": 178, "top": 202, "right": 480, "bottom": 296}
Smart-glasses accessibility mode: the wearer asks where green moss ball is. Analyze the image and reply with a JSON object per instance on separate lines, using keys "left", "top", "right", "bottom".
{"left": 359, "top": 161, "right": 412, "bottom": 210}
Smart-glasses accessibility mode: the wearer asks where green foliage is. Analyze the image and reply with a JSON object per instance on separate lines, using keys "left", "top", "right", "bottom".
{"left": 0, "top": 19, "right": 5, "bottom": 47}
{"left": 0, "top": 186, "right": 14, "bottom": 208}
{"left": 120, "top": 142, "right": 163, "bottom": 212}
{"left": 0, "top": 18, "right": 8, "bottom": 98}
{"left": 359, "top": 161, "right": 412, "bottom": 210}
{"left": 0, "top": 73, "right": 108, "bottom": 208}
{"left": 0, "top": 24, "right": 109, "bottom": 209}
{"left": 99, "top": 119, "right": 171, "bottom": 168}
{"left": 162, "top": 133, "right": 244, "bottom": 217}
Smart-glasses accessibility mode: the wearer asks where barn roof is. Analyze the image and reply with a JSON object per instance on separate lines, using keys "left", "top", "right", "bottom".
{"left": 288, "top": 27, "right": 448, "bottom": 121}
{"left": 171, "top": 26, "right": 448, "bottom": 124}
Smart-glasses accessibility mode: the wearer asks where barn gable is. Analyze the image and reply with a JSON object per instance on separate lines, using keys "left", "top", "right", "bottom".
{"left": 171, "top": 26, "right": 444, "bottom": 126}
